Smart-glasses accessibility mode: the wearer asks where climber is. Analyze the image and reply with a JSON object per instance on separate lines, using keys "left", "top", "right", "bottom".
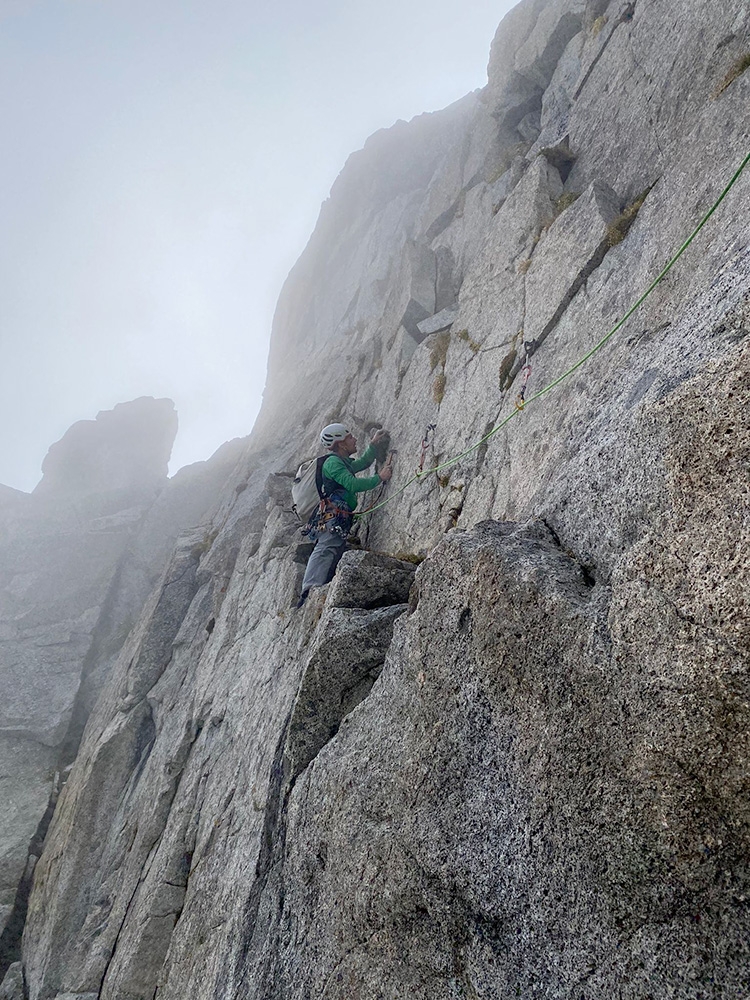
{"left": 296, "top": 423, "right": 392, "bottom": 607}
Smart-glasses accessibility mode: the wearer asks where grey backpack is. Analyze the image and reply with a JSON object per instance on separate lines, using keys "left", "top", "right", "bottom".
{"left": 291, "top": 456, "right": 327, "bottom": 522}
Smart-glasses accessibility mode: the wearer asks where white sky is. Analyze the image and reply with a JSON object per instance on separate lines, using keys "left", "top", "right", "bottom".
{"left": 0, "top": 0, "right": 515, "bottom": 492}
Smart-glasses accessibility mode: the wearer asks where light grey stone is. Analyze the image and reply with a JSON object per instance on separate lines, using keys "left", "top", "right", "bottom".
{"left": 514, "top": 0, "right": 586, "bottom": 90}
{"left": 450, "top": 154, "right": 562, "bottom": 347}
{"left": 0, "top": 738, "right": 56, "bottom": 930}
{"left": 236, "top": 517, "right": 750, "bottom": 997}
{"left": 0, "top": 963, "right": 23, "bottom": 1000}
{"left": 531, "top": 27, "right": 586, "bottom": 151}
{"left": 52, "top": 994, "right": 98, "bottom": 1000}
{"left": 486, "top": 0, "right": 585, "bottom": 132}
{"left": 416, "top": 307, "right": 458, "bottom": 338}
{"left": 325, "top": 550, "right": 416, "bottom": 610}
{"left": 264, "top": 472, "right": 295, "bottom": 506}
{"left": 524, "top": 177, "right": 620, "bottom": 344}
{"left": 0, "top": 408, "right": 240, "bottom": 969}
{"left": 14, "top": 1, "right": 750, "bottom": 998}
{"left": 434, "top": 244, "right": 458, "bottom": 313}
{"left": 398, "top": 241, "right": 439, "bottom": 340}
{"left": 285, "top": 604, "right": 406, "bottom": 780}
{"left": 516, "top": 108, "right": 542, "bottom": 141}
{"left": 488, "top": 156, "right": 527, "bottom": 213}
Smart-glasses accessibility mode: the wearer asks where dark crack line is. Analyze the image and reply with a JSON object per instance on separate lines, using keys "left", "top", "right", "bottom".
{"left": 574, "top": 2, "right": 637, "bottom": 100}
{"left": 539, "top": 517, "right": 599, "bottom": 588}
{"left": 0, "top": 791, "right": 59, "bottom": 982}
{"left": 232, "top": 708, "right": 295, "bottom": 992}
{"left": 163, "top": 561, "right": 199, "bottom": 591}
{"left": 188, "top": 774, "right": 240, "bottom": 875}
{"left": 96, "top": 719, "right": 205, "bottom": 998}
{"left": 624, "top": 18, "right": 665, "bottom": 163}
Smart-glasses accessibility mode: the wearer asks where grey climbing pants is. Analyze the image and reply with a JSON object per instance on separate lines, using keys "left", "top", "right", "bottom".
{"left": 301, "top": 530, "right": 347, "bottom": 593}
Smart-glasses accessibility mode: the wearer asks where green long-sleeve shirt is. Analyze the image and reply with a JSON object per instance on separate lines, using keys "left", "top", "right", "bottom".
{"left": 321, "top": 444, "right": 380, "bottom": 511}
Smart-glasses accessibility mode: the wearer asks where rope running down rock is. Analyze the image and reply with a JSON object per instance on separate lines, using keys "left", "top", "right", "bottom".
{"left": 356, "top": 149, "right": 750, "bottom": 520}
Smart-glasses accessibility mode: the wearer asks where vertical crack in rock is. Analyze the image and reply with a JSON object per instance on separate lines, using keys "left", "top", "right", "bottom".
{"left": 525, "top": 180, "right": 626, "bottom": 349}
{"left": 97, "top": 715, "right": 204, "bottom": 1000}
{"left": 93, "top": 704, "right": 159, "bottom": 996}
{"left": 230, "top": 553, "right": 416, "bottom": 997}
{"left": 233, "top": 711, "right": 294, "bottom": 995}
{"left": 475, "top": 419, "right": 498, "bottom": 475}
{"left": 11, "top": 1, "right": 750, "bottom": 995}
{"left": 574, "top": 1, "right": 638, "bottom": 99}
{"left": 53, "top": 503, "right": 164, "bottom": 770}
{"left": 284, "top": 604, "right": 407, "bottom": 782}
{"left": 0, "top": 794, "right": 56, "bottom": 983}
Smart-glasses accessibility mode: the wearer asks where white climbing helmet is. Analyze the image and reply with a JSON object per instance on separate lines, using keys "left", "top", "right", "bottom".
{"left": 320, "top": 423, "right": 350, "bottom": 449}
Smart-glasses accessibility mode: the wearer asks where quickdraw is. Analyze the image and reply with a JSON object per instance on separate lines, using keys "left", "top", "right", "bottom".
{"left": 514, "top": 363, "right": 532, "bottom": 410}
{"left": 514, "top": 342, "right": 534, "bottom": 411}
{"left": 352, "top": 149, "right": 750, "bottom": 520}
{"left": 418, "top": 424, "right": 437, "bottom": 472}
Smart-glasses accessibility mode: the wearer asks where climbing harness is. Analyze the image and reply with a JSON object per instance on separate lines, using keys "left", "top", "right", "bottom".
{"left": 418, "top": 424, "right": 437, "bottom": 471}
{"left": 354, "top": 148, "right": 750, "bottom": 521}
{"left": 303, "top": 494, "right": 354, "bottom": 540}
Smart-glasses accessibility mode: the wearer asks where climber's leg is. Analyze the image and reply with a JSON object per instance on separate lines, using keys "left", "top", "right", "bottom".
{"left": 300, "top": 530, "right": 347, "bottom": 596}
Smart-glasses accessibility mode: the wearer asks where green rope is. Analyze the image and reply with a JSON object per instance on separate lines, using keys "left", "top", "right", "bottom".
{"left": 356, "top": 149, "right": 750, "bottom": 519}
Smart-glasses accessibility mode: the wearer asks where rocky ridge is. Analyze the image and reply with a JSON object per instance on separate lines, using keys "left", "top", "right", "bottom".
{"left": 0, "top": 399, "right": 244, "bottom": 980}
{"left": 4, "top": 0, "right": 750, "bottom": 997}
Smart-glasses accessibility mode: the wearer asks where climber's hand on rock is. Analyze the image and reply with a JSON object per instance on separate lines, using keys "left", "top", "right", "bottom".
{"left": 372, "top": 429, "right": 388, "bottom": 444}
{"left": 379, "top": 465, "right": 393, "bottom": 482}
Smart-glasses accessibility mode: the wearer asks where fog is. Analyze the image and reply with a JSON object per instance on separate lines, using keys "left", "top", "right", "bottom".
{"left": 0, "top": 0, "right": 515, "bottom": 492}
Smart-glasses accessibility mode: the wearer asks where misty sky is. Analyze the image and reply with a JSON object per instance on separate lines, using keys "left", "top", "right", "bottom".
{"left": 0, "top": 0, "right": 515, "bottom": 492}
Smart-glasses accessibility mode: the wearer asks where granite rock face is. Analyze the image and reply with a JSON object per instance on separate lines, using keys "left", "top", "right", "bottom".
{"left": 524, "top": 177, "right": 619, "bottom": 344}
{"left": 0, "top": 401, "right": 243, "bottom": 971}
{"left": 238, "top": 520, "right": 750, "bottom": 997}
{"left": 0, "top": 962, "right": 22, "bottom": 1000}
{"left": 12, "top": 0, "right": 750, "bottom": 997}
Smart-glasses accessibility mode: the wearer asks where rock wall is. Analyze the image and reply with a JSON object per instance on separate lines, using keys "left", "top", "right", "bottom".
{"left": 9, "top": 0, "right": 750, "bottom": 996}
{"left": 0, "top": 400, "right": 244, "bottom": 979}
